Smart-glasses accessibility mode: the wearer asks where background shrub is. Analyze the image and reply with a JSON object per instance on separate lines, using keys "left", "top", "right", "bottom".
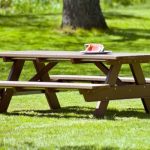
{"left": 102, "top": 0, "right": 146, "bottom": 7}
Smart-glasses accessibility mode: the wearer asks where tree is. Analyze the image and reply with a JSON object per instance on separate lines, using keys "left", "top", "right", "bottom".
{"left": 62, "top": 0, "right": 108, "bottom": 30}
{"left": 0, "top": 0, "right": 12, "bottom": 8}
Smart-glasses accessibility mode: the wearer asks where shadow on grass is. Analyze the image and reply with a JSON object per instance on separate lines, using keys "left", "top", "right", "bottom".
{"left": 107, "top": 28, "right": 150, "bottom": 42}
{"left": 59, "top": 145, "right": 119, "bottom": 150}
{"left": 104, "top": 11, "right": 150, "bottom": 42}
{"left": 0, "top": 13, "right": 61, "bottom": 28}
{"left": 4, "top": 106, "right": 150, "bottom": 119}
{"left": 0, "top": 12, "right": 149, "bottom": 40}
{"left": 59, "top": 145, "right": 143, "bottom": 150}
{"left": 0, "top": 13, "right": 61, "bottom": 18}
{"left": 105, "top": 11, "right": 149, "bottom": 20}
{"left": 0, "top": 11, "right": 150, "bottom": 52}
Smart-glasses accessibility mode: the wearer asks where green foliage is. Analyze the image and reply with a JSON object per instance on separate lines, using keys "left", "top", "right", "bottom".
{"left": 0, "top": 0, "right": 62, "bottom": 14}
{"left": 0, "top": 0, "right": 12, "bottom": 8}
{"left": 103, "top": 0, "right": 146, "bottom": 7}
{"left": 0, "top": 0, "right": 147, "bottom": 15}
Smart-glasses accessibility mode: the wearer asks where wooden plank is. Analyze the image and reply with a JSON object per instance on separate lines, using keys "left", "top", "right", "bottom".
{"left": 0, "top": 51, "right": 115, "bottom": 60}
{"left": 33, "top": 59, "right": 61, "bottom": 109}
{"left": 29, "top": 61, "right": 57, "bottom": 81}
{"left": 50, "top": 75, "right": 150, "bottom": 84}
{"left": 130, "top": 63, "right": 150, "bottom": 113}
{"left": 95, "top": 62, "right": 123, "bottom": 85}
{"left": 0, "top": 60, "right": 24, "bottom": 113}
{"left": 82, "top": 84, "right": 150, "bottom": 101}
{"left": 50, "top": 75, "right": 107, "bottom": 82}
{"left": 1, "top": 80, "right": 150, "bottom": 101}
{"left": 0, "top": 51, "right": 150, "bottom": 63}
{"left": 0, "top": 81, "right": 108, "bottom": 89}
{"left": 93, "top": 63, "right": 121, "bottom": 118}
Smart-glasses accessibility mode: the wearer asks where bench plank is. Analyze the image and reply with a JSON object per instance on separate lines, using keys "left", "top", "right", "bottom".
{"left": 50, "top": 75, "right": 150, "bottom": 83}
{"left": 0, "top": 81, "right": 108, "bottom": 90}
{"left": 81, "top": 84, "right": 150, "bottom": 101}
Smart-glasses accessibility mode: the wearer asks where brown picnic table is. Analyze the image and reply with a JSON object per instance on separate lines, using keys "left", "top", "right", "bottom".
{"left": 0, "top": 51, "right": 150, "bottom": 118}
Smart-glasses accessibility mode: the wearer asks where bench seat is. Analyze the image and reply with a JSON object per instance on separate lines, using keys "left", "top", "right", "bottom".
{"left": 50, "top": 75, "right": 150, "bottom": 84}
{"left": 0, "top": 81, "right": 150, "bottom": 103}
{"left": 0, "top": 81, "right": 109, "bottom": 90}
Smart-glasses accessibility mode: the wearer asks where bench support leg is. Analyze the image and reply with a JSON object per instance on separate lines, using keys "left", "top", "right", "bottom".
{"left": 0, "top": 60, "right": 25, "bottom": 113}
{"left": 130, "top": 63, "right": 150, "bottom": 113}
{"left": 93, "top": 63, "right": 121, "bottom": 118}
{"left": 33, "top": 60, "right": 61, "bottom": 109}
{"left": 29, "top": 61, "right": 57, "bottom": 81}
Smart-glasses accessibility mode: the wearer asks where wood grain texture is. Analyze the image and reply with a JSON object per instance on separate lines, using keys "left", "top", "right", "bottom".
{"left": 130, "top": 63, "right": 150, "bottom": 113}
{"left": 33, "top": 60, "right": 60, "bottom": 109}
{"left": 49, "top": 75, "right": 150, "bottom": 83}
{"left": 0, "top": 60, "right": 24, "bottom": 113}
{"left": 0, "top": 81, "right": 107, "bottom": 89}
{"left": 0, "top": 51, "right": 150, "bottom": 63}
{"left": 82, "top": 84, "right": 150, "bottom": 101}
{"left": 93, "top": 63, "right": 121, "bottom": 118}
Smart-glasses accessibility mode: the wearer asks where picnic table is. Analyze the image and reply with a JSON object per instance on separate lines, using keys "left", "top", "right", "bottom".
{"left": 0, "top": 51, "right": 150, "bottom": 117}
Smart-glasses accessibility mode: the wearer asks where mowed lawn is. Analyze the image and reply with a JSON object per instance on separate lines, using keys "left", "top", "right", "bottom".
{"left": 0, "top": 1, "right": 150, "bottom": 150}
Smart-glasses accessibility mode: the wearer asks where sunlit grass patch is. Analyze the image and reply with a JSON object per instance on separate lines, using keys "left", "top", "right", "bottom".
{"left": 0, "top": 92, "right": 150, "bottom": 149}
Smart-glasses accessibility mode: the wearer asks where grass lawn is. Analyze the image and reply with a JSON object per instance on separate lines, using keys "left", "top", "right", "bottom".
{"left": 0, "top": 1, "right": 150, "bottom": 149}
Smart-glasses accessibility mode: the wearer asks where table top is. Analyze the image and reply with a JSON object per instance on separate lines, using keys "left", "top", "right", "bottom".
{"left": 0, "top": 51, "right": 150, "bottom": 63}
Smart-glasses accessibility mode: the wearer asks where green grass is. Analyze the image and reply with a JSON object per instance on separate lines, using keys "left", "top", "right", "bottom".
{"left": 0, "top": 93, "right": 150, "bottom": 149}
{"left": 0, "top": 1, "right": 150, "bottom": 150}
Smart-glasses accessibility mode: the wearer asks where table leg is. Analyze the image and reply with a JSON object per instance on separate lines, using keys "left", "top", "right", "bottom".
{"left": 95, "top": 62, "right": 123, "bottom": 85}
{"left": 33, "top": 60, "right": 60, "bottom": 109}
{"left": 93, "top": 63, "right": 121, "bottom": 118}
{"left": 130, "top": 63, "right": 150, "bottom": 113}
{"left": 0, "top": 60, "right": 24, "bottom": 113}
{"left": 29, "top": 62, "right": 57, "bottom": 81}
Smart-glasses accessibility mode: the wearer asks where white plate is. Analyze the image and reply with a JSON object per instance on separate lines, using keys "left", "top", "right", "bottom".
{"left": 80, "top": 50, "right": 112, "bottom": 54}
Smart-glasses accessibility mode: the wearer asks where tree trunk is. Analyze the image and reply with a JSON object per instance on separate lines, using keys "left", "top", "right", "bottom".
{"left": 62, "top": 0, "right": 108, "bottom": 29}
